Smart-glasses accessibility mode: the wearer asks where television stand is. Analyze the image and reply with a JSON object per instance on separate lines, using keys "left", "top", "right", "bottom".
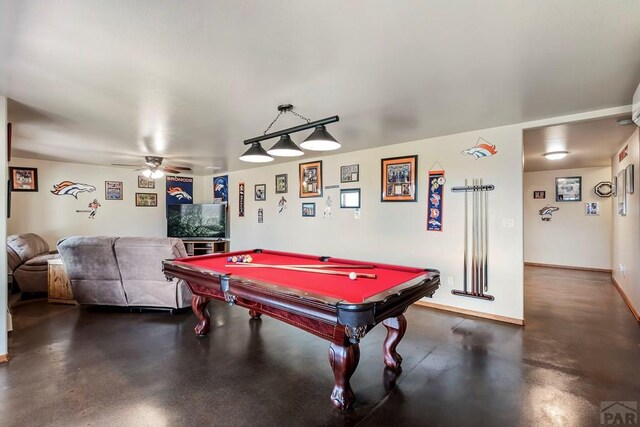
{"left": 181, "top": 239, "right": 229, "bottom": 256}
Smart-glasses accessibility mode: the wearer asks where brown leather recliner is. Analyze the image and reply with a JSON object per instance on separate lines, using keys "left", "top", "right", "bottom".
{"left": 7, "top": 233, "right": 60, "bottom": 293}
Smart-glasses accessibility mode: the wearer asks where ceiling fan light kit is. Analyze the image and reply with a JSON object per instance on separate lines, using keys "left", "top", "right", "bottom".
{"left": 240, "top": 104, "right": 340, "bottom": 163}
{"left": 544, "top": 151, "right": 569, "bottom": 160}
{"left": 112, "top": 155, "right": 192, "bottom": 178}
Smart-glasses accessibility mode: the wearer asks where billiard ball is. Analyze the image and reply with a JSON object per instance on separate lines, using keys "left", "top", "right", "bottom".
{"left": 349, "top": 272, "right": 357, "bottom": 280}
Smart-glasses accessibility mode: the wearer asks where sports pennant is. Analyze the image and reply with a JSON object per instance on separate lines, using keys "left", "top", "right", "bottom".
{"left": 427, "top": 170, "right": 445, "bottom": 231}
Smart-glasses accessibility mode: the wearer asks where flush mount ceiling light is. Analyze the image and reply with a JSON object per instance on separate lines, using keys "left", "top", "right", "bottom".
{"left": 544, "top": 151, "right": 569, "bottom": 160}
{"left": 239, "top": 104, "right": 340, "bottom": 163}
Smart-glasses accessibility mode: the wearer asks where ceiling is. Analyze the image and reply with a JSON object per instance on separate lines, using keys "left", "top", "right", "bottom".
{"left": 1, "top": 1, "right": 640, "bottom": 175}
{"left": 523, "top": 115, "right": 637, "bottom": 172}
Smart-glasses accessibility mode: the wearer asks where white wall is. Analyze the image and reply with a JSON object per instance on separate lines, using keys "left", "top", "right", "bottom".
{"left": 611, "top": 128, "right": 640, "bottom": 316}
{"left": 524, "top": 167, "right": 613, "bottom": 269}
{"left": 202, "top": 125, "right": 525, "bottom": 321}
{"left": 1, "top": 96, "right": 8, "bottom": 358}
{"left": 8, "top": 157, "right": 203, "bottom": 248}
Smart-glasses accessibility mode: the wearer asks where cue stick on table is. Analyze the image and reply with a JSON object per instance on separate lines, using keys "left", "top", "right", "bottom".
{"left": 226, "top": 264, "right": 375, "bottom": 269}
{"left": 225, "top": 263, "right": 378, "bottom": 279}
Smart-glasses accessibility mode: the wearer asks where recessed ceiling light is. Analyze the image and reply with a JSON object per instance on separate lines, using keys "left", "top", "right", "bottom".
{"left": 544, "top": 151, "right": 569, "bottom": 160}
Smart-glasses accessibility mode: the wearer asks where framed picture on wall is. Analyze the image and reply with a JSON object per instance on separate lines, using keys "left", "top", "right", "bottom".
{"left": 617, "top": 170, "right": 626, "bottom": 216}
{"left": 340, "top": 188, "right": 361, "bottom": 208}
{"left": 299, "top": 161, "right": 323, "bottom": 198}
{"left": 302, "top": 202, "right": 316, "bottom": 217}
{"left": 533, "top": 191, "right": 546, "bottom": 199}
{"left": 138, "top": 176, "right": 155, "bottom": 189}
{"left": 340, "top": 164, "right": 359, "bottom": 183}
{"left": 135, "top": 193, "right": 157, "bottom": 207}
{"left": 105, "top": 181, "right": 123, "bottom": 200}
{"left": 9, "top": 167, "right": 38, "bottom": 192}
{"left": 275, "top": 174, "right": 287, "bottom": 194}
{"left": 626, "top": 164, "right": 634, "bottom": 194}
{"left": 255, "top": 184, "right": 266, "bottom": 201}
{"left": 555, "top": 176, "right": 581, "bottom": 202}
{"left": 381, "top": 155, "right": 417, "bottom": 202}
{"left": 585, "top": 202, "right": 599, "bottom": 216}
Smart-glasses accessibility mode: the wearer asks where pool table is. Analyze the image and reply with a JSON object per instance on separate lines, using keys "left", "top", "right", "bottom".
{"left": 162, "top": 249, "right": 440, "bottom": 409}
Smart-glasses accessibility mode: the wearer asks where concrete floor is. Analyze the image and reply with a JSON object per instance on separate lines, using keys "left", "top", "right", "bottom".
{"left": 1, "top": 266, "right": 639, "bottom": 426}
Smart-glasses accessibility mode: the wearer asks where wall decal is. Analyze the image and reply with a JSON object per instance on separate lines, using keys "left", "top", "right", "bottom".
{"left": 51, "top": 181, "right": 96, "bottom": 198}
{"left": 323, "top": 196, "right": 333, "bottom": 219}
{"left": 166, "top": 176, "right": 193, "bottom": 206}
{"left": 427, "top": 170, "right": 445, "bottom": 231}
{"left": 213, "top": 175, "right": 228, "bottom": 202}
{"left": 539, "top": 205, "right": 559, "bottom": 221}
{"left": 75, "top": 199, "right": 102, "bottom": 219}
{"left": 619, "top": 145, "right": 628, "bottom": 162}
{"left": 239, "top": 182, "right": 245, "bottom": 217}
{"left": 462, "top": 137, "right": 498, "bottom": 159}
{"left": 278, "top": 196, "right": 287, "bottom": 213}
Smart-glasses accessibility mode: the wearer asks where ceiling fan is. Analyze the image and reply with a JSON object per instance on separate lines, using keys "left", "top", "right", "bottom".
{"left": 112, "top": 156, "right": 192, "bottom": 178}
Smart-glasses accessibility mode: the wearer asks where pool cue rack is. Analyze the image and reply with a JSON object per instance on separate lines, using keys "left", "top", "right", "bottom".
{"left": 451, "top": 178, "right": 495, "bottom": 301}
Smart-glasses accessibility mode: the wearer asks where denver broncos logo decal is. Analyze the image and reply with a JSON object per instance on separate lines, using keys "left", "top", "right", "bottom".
{"left": 51, "top": 181, "right": 96, "bottom": 199}
{"left": 462, "top": 138, "right": 498, "bottom": 159}
{"left": 167, "top": 186, "right": 192, "bottom": 200}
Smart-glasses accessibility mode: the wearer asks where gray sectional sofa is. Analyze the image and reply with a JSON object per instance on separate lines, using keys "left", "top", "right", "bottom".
{"left": 7, "top": 233, "right": 60, "bottom": 293}
{"left": 57, "top": 236, "right": 191, "bottom": 310}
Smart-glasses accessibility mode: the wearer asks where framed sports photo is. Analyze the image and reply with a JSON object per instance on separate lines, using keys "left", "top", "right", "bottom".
{"left": 555, "top": 176, "right": 582, "bottom": 202}
{"left": 381, "top": 155, "right": 417, "bottom": 202}
{"left": 340, "top": 188, "right": 361, "bottom": 208}
{"left": 340, "top": 164, "right": 359, "bottom": 183}
{"left": 299, "top": 160, "right": 323, "bottom": 198}
{"left": 138, "top": 176, "right": 155, "bottom": 189}
{"left": 275, "top": 174, "right": 287, "bottom": 194}
{"left": 255, "top": 184, "right": 266, "bottom": 201}
{"left": 9, "top": 167, "right": 38, "bottom": 192}
{"left": 105, "top": 181, "right": 123, "bottom": 200}
{"left": 302, "top": 202, "right": 316, "bottom": 217}
{"left": 533, "top": 191, "right": 546, "bottom": 199}
{"left": 135, "top": 192, "right": 157, "bottom": 207}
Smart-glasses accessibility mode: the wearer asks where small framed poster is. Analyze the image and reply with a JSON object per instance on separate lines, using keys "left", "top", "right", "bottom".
{"left": 555, "top": 176, "right": 582, "bottom": 202}
{"left": 585, "top": 202, "right": 599, "bottom": 216}
{"left": 533, "top": 191, "right": 546, "bottom": 199}
{"left": 340, "top": 188, "right": 361, "bottom": 208}
{"left": 275, "top": 174, "right": 288, "bottom": 194}
{"left": 138, "top": 176, "right": 155, "bottom": 189}
{"left": 135, "top": 193, "right": 157, "bottom": 207}
{"left": 340, "top": 164, "right": 359, "bottom": 183}
{"left": 255, "top": 184, "right": 266, "bottom": 201}
{"left": 105, "top": 181, "right": 123, "bottom": 200}
{"left": 9, "top": 167, "right": 38, "bottom": 192}
{"left": 302, "top": 202, "right": 316, "bottom": 217}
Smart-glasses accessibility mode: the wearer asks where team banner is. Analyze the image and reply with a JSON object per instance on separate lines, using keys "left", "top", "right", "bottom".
{"left": 213, "top": 175, "right": 228, "bottom": 203}
{"left": 166, "top": 175, "right": 193, "bottom": 207}
{"left": 239, "top": 182, "right": 245, "bottom": 217}
{"left": 427, "top": 170, "right": 445, "bottom": 231}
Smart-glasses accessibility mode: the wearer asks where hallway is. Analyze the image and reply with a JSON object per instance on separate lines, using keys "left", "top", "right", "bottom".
{"left": 1, "top": 266, "right": 639, "bottom": 426}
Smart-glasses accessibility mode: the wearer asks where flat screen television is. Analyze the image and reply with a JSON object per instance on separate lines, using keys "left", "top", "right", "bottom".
{"left": 167, "top": 203, "right": 227, "bottom": 239}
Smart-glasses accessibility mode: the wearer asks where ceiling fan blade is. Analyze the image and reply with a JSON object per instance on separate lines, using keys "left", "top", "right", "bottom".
{"left": 169, "top": 166, "right": 192, "bottom": 171}
{"left": 111, "top": 163, "right": 143, "bottom": 167}
{"left": 163, "top": 167, "right": 182, "bottom": 174}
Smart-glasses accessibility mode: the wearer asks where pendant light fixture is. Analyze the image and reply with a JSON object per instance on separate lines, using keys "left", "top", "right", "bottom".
{"left": 240, "top": 104, "right": 340, "bottom": 163}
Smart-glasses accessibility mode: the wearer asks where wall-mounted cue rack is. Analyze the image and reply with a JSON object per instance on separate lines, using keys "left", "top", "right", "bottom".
{"left": 451, "top": 179, "right": 495, "bottom": 301}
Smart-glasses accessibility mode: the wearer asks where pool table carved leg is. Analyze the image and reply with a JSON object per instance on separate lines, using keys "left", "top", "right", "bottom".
{"left": 248, "top": 309, "right": 262, "bottom": 319}
{"left": 382, "top": 314, "right": 407, "bottom": 370}
{"left": 192, "top": 295, "right": 211, "bottom": 336}
{"left": 328, "top": 342, "right": 360, "bottom": 410}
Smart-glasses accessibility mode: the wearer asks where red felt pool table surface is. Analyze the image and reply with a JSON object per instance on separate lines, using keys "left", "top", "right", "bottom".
{"left": 175, "top": 249, "right": 429, "bottom": 303}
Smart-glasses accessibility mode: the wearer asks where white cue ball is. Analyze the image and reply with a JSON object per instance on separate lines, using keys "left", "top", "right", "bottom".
{"left": 348, "top": 272, "right": 357, "bottom": 280}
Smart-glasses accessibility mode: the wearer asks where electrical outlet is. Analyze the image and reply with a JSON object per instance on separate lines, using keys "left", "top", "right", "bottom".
{"left": 448, "top": 276, "right": 454, "bottom": 286}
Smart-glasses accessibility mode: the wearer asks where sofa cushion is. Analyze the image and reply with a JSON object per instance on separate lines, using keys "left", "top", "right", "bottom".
{"left": 7, "top": 233, "right": 50, "bottom": 270}
{"left": 57, "top": 236, "right": 121, "bottom": 280}
{"left": 114, "top": 237, "right": 187, "bottom": 281}
{"left": 24, "top": 252, "right": 60, "bottom": 267}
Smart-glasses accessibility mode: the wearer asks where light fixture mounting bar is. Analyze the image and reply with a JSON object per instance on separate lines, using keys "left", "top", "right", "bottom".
{"left": 243, "top": 115, "right": 339, "bottom": 145}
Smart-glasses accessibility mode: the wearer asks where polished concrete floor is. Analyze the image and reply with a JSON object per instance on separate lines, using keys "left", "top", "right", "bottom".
{"left": 1, "top": 266, "right": 639, "bottom": 426}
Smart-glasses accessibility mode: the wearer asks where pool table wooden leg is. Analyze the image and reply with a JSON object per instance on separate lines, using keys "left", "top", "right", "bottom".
{"left": 192, "top": 295, "right": 211, "bottom": 336}
{"left": 382, "top": 314, "right": 407, "bottom": 370}
{"left": 328, "top": 342, "right": 360, "bottom": 410}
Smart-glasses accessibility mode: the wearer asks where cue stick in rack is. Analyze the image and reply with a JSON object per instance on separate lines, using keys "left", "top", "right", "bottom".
{"left": 225, "top": 263, "right": 378, "bottom": 279}
{"left": 463, "top": 179, "right": 468, "bottom": 294}
{"left": 483, "top": 179, "right": 489, "bottom": 292}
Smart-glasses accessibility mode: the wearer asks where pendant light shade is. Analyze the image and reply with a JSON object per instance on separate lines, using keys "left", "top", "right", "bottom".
{"left": 267, "top": 134, "right": 304, "bottom": 157}
{"left": 300, "top": 125, "right": 341, "bottom": 151}
{"left": 239, "top": 142, "right": 274, "bottom": 163}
